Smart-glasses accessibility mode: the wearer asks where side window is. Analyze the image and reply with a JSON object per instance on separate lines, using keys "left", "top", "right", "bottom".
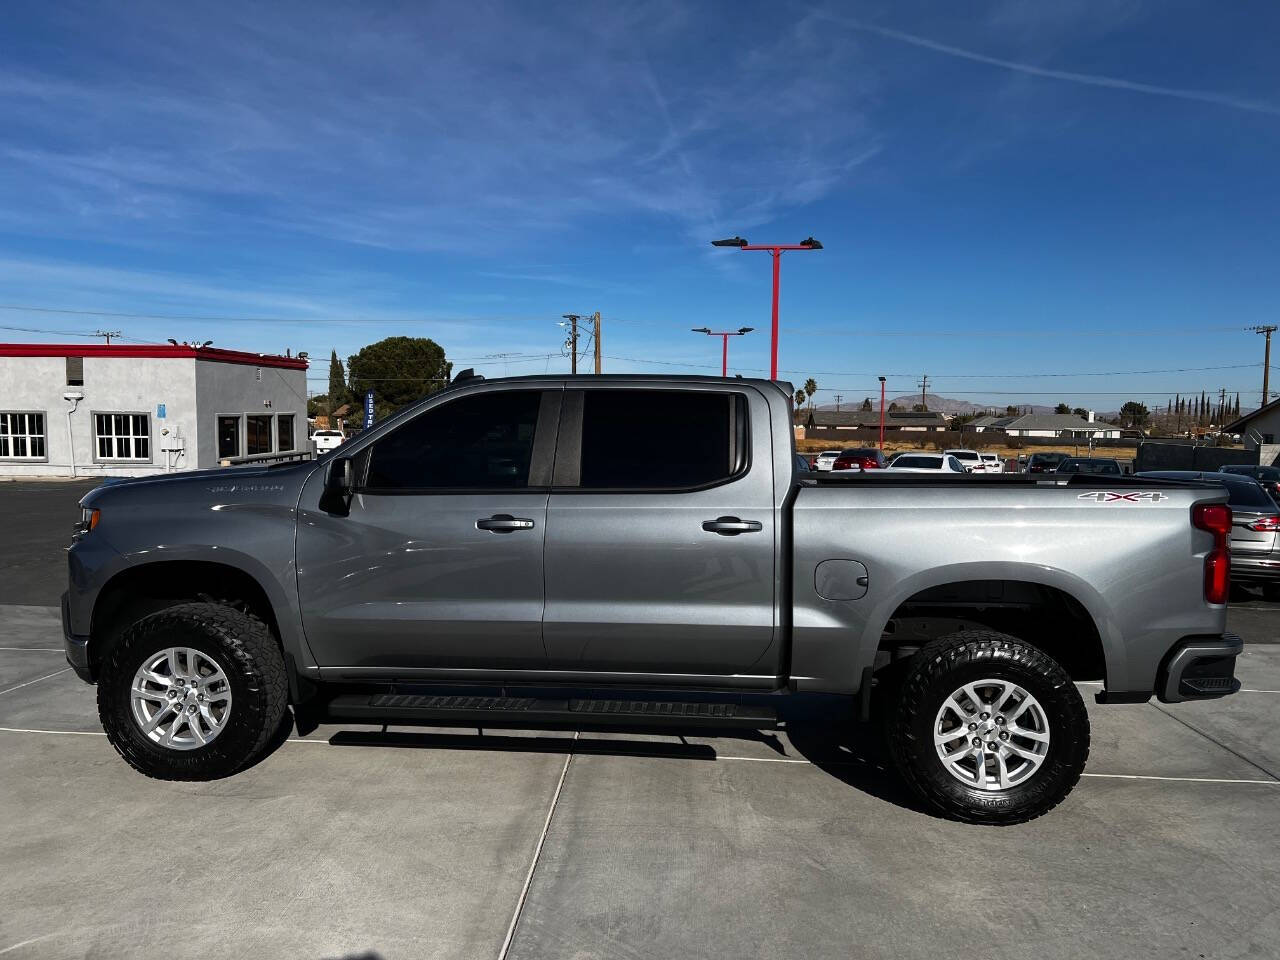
{"left": 578, "top": 390, "right": 741, "bottom": 489}
{"left": 947, "top": 456, "right": 964, "bottom": 471}
{"left": 365, "top": 390, "right": 541, "bottom": 490}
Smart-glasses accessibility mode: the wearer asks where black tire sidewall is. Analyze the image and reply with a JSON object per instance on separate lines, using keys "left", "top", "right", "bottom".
{"left": 98, "top": 606, "right": 278, "bottom": 780}
{"left": 894, "top": 636, "right": 1089, "bottom": 824}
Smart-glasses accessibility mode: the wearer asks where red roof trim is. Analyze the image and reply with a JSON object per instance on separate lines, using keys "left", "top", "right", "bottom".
{"left": 0, "top": 343, "right": 308, "bottom": 370}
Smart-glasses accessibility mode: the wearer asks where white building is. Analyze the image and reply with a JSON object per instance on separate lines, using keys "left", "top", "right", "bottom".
{"left": 1223, "top": 400, "right": 1280, "bottom": 465}
{"left": 972, "top": 412, "right": 1121, "bottom": 439}
{"left": 0, "top": 343, "right": 309, "bottom": 478}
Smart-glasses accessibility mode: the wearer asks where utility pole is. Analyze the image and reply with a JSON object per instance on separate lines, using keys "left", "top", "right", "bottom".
{"left": 1251, "top": 326, "right": 1277, "bottom": 405}
{"left": 833, "top": 394, "right": 843, "bottom": 413}
{"left": 95, "top": 329, "right": 122, "bottom": 344}
{"left": 591, "top": 311, "right": 602, "bottom": 374}
{"left": 1219, "top": 387, "right": 1227, "bottom": 426}
{"left": 561, "top": 314, "right": 580, "bottom": 375}
{"left": 917, "top": 375, "right": 929, "bottom": 411}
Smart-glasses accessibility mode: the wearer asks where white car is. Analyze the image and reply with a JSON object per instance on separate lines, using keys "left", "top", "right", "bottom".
{"left": 884, "top": 452, "right": 967, "bottom": 474}
{"left": 944, "top": 449, "right": 985, "bottom": 473}
{"left": 981, "top": 453, "right": 1004, "bottom": 474}
{"left": 813, "top": 450, "right": 843, "bottom": 471}
{"left": 312, "top": 429, "right": 345, "bottom": 453}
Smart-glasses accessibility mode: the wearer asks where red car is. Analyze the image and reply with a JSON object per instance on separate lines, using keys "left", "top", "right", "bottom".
{"left": 832, "top": 447, "right": 886, "bottom": 470}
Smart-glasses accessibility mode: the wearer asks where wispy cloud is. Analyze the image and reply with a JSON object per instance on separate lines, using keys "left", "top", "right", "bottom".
{"left": 826, "top": 17, "right": 1280, "bottom": 117}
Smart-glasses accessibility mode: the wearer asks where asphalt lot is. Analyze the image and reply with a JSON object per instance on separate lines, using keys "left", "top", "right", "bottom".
{"left": 1, "top": 480, "right": 1278, "bottom": 958}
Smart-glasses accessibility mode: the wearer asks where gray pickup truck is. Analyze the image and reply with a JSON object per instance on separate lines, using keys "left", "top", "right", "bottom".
{"left": 64, "top": 373, "right": 1242, "bottom": 823}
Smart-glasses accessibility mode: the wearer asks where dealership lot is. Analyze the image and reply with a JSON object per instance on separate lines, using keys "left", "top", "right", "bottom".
{"left": 2, "top": 481, "right": 1278, "bottom": 959}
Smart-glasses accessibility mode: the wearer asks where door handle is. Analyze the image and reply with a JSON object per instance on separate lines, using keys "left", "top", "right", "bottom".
{"left": 702, "top": 516, "right": 763, "bottom": 536}
{"left": 476, "top": 514, "right": 536, "bottom": 533}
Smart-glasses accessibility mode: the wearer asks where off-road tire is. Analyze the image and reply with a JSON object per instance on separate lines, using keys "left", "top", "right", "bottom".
{"left": 98, "top": 602, "right": 288, "bottom": 780}
{"left": 888, "top": 630, "right": 1089, "bottom": 825}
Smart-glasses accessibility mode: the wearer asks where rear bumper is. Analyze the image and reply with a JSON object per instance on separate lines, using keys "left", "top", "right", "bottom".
{"left": 61, "top": 591, "right": 94, "bottom": 684}
{"left": 1155, "top": 633, "right": 1242, "bottom": 703}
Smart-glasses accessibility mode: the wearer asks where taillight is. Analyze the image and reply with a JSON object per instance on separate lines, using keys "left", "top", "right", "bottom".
{"left": 1193, "top": 503, "right": 1231, "bottom": 605}
{"left": 1247, "top": 516, "right": 1280, "bottom": 531}
{"left": 860, "top": 458, "right": 880, "bottom": 469}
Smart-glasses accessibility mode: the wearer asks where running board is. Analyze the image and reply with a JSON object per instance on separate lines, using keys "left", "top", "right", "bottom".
{"left": 323, "top": 693, "right": 779, "bottom": 730}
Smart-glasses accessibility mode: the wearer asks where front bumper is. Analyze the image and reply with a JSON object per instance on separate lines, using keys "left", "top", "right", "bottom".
{"left": 1155, "top": 633, "right": 1242, "bottom": 703}
{"left": 61, "top": 591, "right": 94, "bottom": 683}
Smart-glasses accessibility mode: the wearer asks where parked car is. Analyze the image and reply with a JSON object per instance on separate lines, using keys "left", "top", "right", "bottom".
{"left": 981, "top": 453, "right": 1003, "bottom": 474}
{"left": 944, "top": 449, "right": 985, "bottom": 473}
{"left": 794, "top": 453, "right": 812, "bottom": 473}
{"left": 882, "top": 452, "right": 967, "bottom": 474}
{"left": 1055, "top": 458, "right": 1122, "bottom": 476}
{"left": 65, "top": 373, "right": 1240, "bottom": 825}
{"left": 1220, "top": 464, "right": 1280, "bottom": 503}
{"left": 813, "top": 450, "right": 843, "bottom": 471}
{"left": 1138, "top": 470, "right": 1280, "bottom": 596}
{"left": 830, "top": 447, "right": 885, "bottom": 471}
{"left": 311, "top": 429, "right": 345, "bottom": 453}
{"left": 1025, "top": 452, "right": 1068, "bottom": 474}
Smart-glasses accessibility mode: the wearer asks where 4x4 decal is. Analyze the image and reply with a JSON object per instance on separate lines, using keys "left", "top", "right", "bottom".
{"left": 1077, "top": 491, "right": 1168, "bottom": 503}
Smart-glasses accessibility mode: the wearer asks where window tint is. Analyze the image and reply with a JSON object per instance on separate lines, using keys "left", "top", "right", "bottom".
{"left": 949, "top": 451, "right": 979, "bottom": 461}
{"left": 947, "top": 457, "right": 964, "bottom": 472}
{"left": 579, "top": 390, "right": 736, "bottom": 489}
{"left": 1224, "top": 479, "right": 1273, "bottom": 508}
{"left": 895, "top": 455, "right": 937, "bottom": 468}
{"left": 366, "top": 390, "right": 541, "bottom": 490}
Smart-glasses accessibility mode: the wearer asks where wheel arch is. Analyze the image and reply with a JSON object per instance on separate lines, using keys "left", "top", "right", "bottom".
{"left": 865, "top": 562, "right": 1119, "bottom": 688}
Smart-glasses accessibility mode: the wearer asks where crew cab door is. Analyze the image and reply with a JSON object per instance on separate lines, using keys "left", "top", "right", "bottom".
{"left": 296, "top": 387, "right": 558, "bottom": 670}
{"left": 542, "top": 385, "right": 778, "bottom": 678}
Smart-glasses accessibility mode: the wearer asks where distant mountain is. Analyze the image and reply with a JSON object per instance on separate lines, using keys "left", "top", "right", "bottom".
{"left": 816, "top": 394, "right": 1058, "bottom": 416}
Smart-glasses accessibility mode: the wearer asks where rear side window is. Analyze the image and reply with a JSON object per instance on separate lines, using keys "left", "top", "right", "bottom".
{"left": 1225, "top": 480, "right": 1273, "bottom": 509}
{"left": 895, "top": 455, "right": 937, "bottom": 468}
{"left": 950, "top": 451, "right": 978, "bottom": 461}
{"left": 579, "top": 390, "right": 740, "bottom": 489}
{"left": 365, "top": 390, "right": 541, "bottom": 490}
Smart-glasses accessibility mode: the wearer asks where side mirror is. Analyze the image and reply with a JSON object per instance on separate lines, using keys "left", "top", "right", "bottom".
{"left": 320, "top": 456, "right": 353, "bottom": 514}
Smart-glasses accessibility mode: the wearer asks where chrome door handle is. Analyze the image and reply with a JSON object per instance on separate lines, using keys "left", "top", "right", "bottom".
{"left": 476, "top": 514, "right": 536, "bottom": 533}
{"left": 702, "top": 516, "right": 763, "bottom": 536}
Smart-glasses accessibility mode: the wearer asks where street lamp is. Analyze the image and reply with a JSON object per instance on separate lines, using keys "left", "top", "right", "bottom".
{"left": 877, "top": 376, "right": 887, "bottom": 451}
{"left": 710, "top": 236, "right": 822, "bottom": 380}
{"left": 692, "top": 326, "right": 754, "bottom": 377}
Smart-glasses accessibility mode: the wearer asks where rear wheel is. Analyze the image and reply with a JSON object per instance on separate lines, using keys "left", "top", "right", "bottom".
{"left": 888, "top": 630, "right": 1089, "bottom": 825}
{"left": 98, "top": 602, "right": 288, "bottom": 780}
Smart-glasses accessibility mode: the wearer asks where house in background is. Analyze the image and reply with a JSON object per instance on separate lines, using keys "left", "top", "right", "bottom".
{"left": 806, "top": 410, "right": 950, "bottom": 432}
{"left": 996, "top": 413, "right": 1121, "bottom": 439}
{"left": 0, "top": 343, "right": 308, "bottom": 478}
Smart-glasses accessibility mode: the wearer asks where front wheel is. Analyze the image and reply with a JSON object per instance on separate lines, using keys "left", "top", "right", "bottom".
{"left": 888, "top": 630, "right": 1090, "bottom": 825}
{"left": 97, "top": 602, "right": 288, "bottom": 780}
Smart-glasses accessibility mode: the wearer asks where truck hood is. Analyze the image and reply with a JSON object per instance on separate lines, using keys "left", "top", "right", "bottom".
{"left": 80, "top": 461, "right": 318, "bottom": 509}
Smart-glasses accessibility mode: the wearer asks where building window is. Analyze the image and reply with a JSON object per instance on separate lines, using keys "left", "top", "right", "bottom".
{"left": 94, "top": 413, "right": 150, "bottom": 461}
{"left": 217, "top": 416, "right": 241, "bottom": 459}
{"left": 246, "top": 415, "right": 273, "bottom": 455}
{"left": 0, "top": 412, "right": 46, "bottom": 459}
{"left": 276, "top": 414, "right": 295, "bottom": 452}
{"left": 65, "top": 357, "right": 84, "bottom": 386}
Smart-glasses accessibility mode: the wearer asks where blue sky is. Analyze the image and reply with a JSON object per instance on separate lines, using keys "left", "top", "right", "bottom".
{"left": 1, "top": 0, "right": 1277, "bottom": 410}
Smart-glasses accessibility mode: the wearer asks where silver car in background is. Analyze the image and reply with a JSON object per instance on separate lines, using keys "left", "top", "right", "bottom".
{"left": 1139, "top": 470, "right": 1280, "bottom": 597}
{"left": 813, "top": 450, "right": 842, "bottom": 471}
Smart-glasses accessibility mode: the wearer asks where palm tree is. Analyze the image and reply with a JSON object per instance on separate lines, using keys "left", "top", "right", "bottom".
{"left": 803, "top": 378, "right": 817, "bottom": 412}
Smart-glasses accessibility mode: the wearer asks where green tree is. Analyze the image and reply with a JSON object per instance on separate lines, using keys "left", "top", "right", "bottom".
{"left": 348, "top": 336, "right": 451, "bottom": 421}
{"left": 912, "top": 403, "right": 927, "bottom": 412}
{"left": 1072, "top": 407, "right": 1087, "bottom": 417}
{"left": 794, "top": 389, "right": 807, "bottom": 409}
{"left": 861, "top": 397, "right": 872, "bottom": 412}
{"left": 1119, "top": 401, "right": 1150, "bottom": 428}
{"left": 888, "top": 402, "right": 900, "bottom": 412}
{"left": 1005, "top": 405, "right": 1019, "bottom": 416}
{"left": 1054, "top": 403, "right": 1071, "bottom": 414}
{"left": 803, "top": 378, "right": 817, "bottom": 411}
{"left": 327, "top": 349, "right": 348, "bottom": 412}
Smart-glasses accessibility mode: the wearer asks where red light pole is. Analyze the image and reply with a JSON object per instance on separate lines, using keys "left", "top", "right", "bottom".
{"left": 877, "top": 375, "right": 886, "bottom": 451}
{"left": 692, "top": 326, "right": 754, "bottom": 377}
{"left": 711, "top": 235, "right": 822, "bottom": 380}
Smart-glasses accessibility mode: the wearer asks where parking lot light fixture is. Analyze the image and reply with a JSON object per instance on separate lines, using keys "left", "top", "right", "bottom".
{"left": 878, "top": 376, "right": 887, "bottom": 450}
{"left": 709, "top": 235, "right": 823, "bottom": 379}
{"left": 692, "top": 326, "right": 754, "bottom": 377}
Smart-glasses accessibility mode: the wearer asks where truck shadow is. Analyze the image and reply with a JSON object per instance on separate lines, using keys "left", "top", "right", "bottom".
{"left": 313, "top": 714, "right": 930, "bottom": 817}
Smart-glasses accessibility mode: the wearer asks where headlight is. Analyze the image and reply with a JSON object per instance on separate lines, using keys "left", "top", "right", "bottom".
{"left": 74, "top": 507, "right": 100, "bottom": 539}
